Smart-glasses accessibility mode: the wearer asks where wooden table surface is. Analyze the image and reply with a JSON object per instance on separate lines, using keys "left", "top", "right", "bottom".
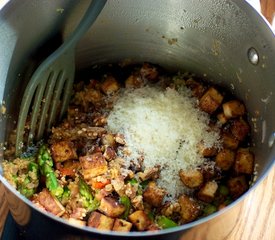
{"left": 0, "top": 0, "right": 274, "bottom": 239}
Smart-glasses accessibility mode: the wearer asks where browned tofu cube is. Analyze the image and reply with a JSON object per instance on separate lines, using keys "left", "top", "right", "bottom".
{"left": 59, "top": 160, "right": 80, "bottom": 177}
{"left": 227, "top": 176, "right": 248, "bottom": 199}
{"left": 185, "top": 78, "right": 206, "bottom": 98}
{"left": 178, "top": 194, "right": 200, "bottom": 223}
{"left": 103, "top": 146, "right": 116, "bottom": 161}
{"left": 98, "top": 197, "right": 125, "bottom": 218}
{"left": 34, "top": 189, "right": 65, "bottom": 217}
{"left": 234, "top": 148, "right": 254, "bottom": 174}
{"left": 114, "top": 133, "right": 126, "bottom": 145}
{"left": 125, "top": 75, "right": 143, "bottom": 88}
{"left": 128, "top": 210, "right": 151, "bottom": 231}
{"left": 230, "top": 118, "right": 250, "bottom": 141}
{"left": 87, "top": 211, "right": 114, "bottom": 230}
{"left": 198, "top": 143, "right": 218, "bottom": 157}
{"left": 215, "top": 149, "right": 235, "bottom": 171}
{"left": 217, "top": 112, "right": 228, "bottom": 124}
{"left": 79, "top": 153, "right": 108, "bottom": 183}
{"left": 223, "top": 100, "right": 246, "bottom": 119}
{"left": 199, "top": 87, "right": 223, "bottom": 114}
{"left": 101, "top": 76, "right": 119, "bottom": 95}
{"left": 198, "top": 181, "right": 218, "bottom": 203}
{"left": 179, "top": 169, "right": 204, "bottom": 188}
{"left": 143, "top": 181, "right": 166, "bottom": 207}
{"left": 101, "top": 133, "right": 116, "bottom": 147}
{"left": 51, "top": 141, "right": 78, "bottom": 163}
{"left": 140, "top": 63, "right": 159, "bottom": 82}
{"left": 222, "top": 132, "right": 239, "bottom": 150}
{"left": 112, "top": 218, "right": 132, "bottom": 232}
{"left": 138, "top": 167, "right": 160, "bottom": 181}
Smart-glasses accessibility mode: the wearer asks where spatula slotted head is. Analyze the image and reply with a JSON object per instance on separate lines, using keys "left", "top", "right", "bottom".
{"left": 15, "top": 0, "right": 107, "bottom": 156}
{"left": 15, "top": 50, "right": 74, "bottom": 156}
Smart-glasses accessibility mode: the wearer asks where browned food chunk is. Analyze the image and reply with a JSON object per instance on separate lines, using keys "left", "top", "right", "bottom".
{"left": 131, "top": 195, "right": 144, "bottom": 210}
{"left": 234, "top": 148, "right": 254, "bottom": 174}
{"left": 230, "top": 118, "right": 250, "bottom": 141}
{"left": 103, "top": 146, "right": 116, "bottom": 161}
{"left": 114, "top": 133, "right": 126, "bottom": 145}
{"left": 112, "top": 218, "right": 132, "bottom": 232}
{"left": 143, "top": 181, "right": 166, "bottom": 207}
{"left": 215, "top": 149, "right": 235, "bottom": 171}
{"left": 222, "top": 100, "right": 245, "bottom": 119}
{"left": 74, "top": 88, "right": 102, "bottom": 110}
{"left": 138, "top": 167, "right": 160, "bottom": 181}
{"left": 87, "top": 211, "right": 114, "bottom": 230}
{"left": 179, "top": 169, "right": 204, "bottom": 188}
{"left": 178, "top": 194, "right": 200, "bottom": 223}
{"left": 101, "top": 76, "right": 119, "bottom": 95}
{"left": 101, "top": 133, "right": 116, "bottom": 147}
{"left": 222, "top": 132, "right": 239, "bottom": 150}
{"left": 50, "top": 126, "right": 106, "bottom": 142}
{"left": 227, "top": 176, "right": 248, "bottom": 199}
{"left": 128, "top": 210, "right": 151, "bottom": 231}
{"left": 125, "top": 74, "right": 143, "bottom": 88}
{"left": 198, "top": 143, "right": 218, "bottom": 157}
{"left": 199, "top": 87, "right": 223, "bottom": 114}
{"left": 51, "top": 141, "right": 78, "bottom": 163}
{"left": 33, "top": 188, "right": 65, "bottom": 217}
{"left": 93, "top": 115, "right": 107, "bottom": 127}
{"left": 185, "top": 78, "right": 206, "bottom": 98}
{"left": 58, "top": 160, "right": 80, "bottom": 177}
{"left": 217, "top": 112, "right": 228, "bottom": 124}
{"left": 140, "top": 63, "right": 159, "bottom": 82}
{"left": 79, "top": 153, "right": 108, "bottom": 183}
{"left": 67, "top": 107, "right": 87, "bottom": 124}
{"left": 98, "top": 197, "right": 125, "bottom": 218}
{"left": 198, "top": 181, "right": 218, "bottom": 203}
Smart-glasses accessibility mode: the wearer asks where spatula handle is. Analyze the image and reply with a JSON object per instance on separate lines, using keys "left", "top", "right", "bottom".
{"left": 60, "top": 0, "right": 107, "bottom": 51}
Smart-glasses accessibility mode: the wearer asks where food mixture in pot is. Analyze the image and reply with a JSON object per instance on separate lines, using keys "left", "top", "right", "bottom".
{"left": 3, "top": 63, "right": 255, "bottom": 232}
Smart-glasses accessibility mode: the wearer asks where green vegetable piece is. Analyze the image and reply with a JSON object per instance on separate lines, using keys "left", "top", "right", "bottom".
{"left": 127, "top": 178, "right": 138, "bottom": 185}
{"left": 61, "top": 186, "right": 71, "bottom": 204}
{"left": 18, "top": 161, "right": 39, "bottom": 198}
{"left": 224, "top": 197, "right": 232, "bottom": 206}
{"left": 219, "top": 185, "right": 229, "bottom": 196}
{"left": 147, "top": 211, "right": 154, "bottom": 221}
{"left": 46, "top": 172, "right": 63, "bottom": 196}
{"left": 140, "top": 180, "right": 149, "bottom": 189}
{"left": 79, "top": 178, "right": 99, "bottom": 211}
{"left": 157, "top": 216, "right": 178, "bottom": 229}
{"left": 120, "top": 195, "right": 131, "bottom": 219}
{"left": 37, "top": 144, "right": 63, "bottom": 198}
{"left": 203, "top": 204, "right": 217, "bottom": 216}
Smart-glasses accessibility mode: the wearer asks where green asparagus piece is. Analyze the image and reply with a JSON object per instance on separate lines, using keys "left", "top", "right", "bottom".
{"left": 120, "top": 195, "right": 131, "bottom": 219}
{"left": 203, "top": 204, "right": 217, "bottom": 216}
{"left": 37, "top": 144, "right": 63, "bottom": 198}
{"left": 157, "top": 216, "right": 178, "bottom": 229}
{"left": 60, "top": 186, "right": 71, "bottom": 205}
{"left": 218, "top": 185, "right": 229, "bottom": 196}
{"left": 18, "top": 161, "right": 39, "bottom": 198}
{"left": 79, "top": 178, "right": 99, "bottom": 211}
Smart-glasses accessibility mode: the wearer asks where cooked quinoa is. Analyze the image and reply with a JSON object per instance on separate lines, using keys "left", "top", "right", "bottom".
{"left": 3, "top": 63, "right": 255, "bottom": 231}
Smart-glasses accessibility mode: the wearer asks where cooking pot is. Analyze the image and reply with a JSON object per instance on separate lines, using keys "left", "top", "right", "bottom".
{"left": 0, "top": 0, "right": 274, "bottom": 239}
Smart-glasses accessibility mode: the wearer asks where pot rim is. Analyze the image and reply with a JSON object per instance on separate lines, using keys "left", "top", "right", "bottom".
{"left": 0, "top": 0, "right": 275, "bottom": 238}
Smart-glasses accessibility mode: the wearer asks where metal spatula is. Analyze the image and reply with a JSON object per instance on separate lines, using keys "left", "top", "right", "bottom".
{"left": 15, "top": 0, "right": 107, "bottom": 156}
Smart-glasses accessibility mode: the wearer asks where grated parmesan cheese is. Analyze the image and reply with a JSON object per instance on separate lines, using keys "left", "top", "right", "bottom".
{"left": 107, "top": 85, "right": 220, "bottom": 198}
